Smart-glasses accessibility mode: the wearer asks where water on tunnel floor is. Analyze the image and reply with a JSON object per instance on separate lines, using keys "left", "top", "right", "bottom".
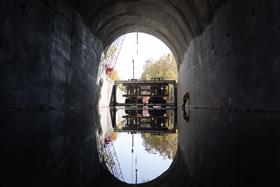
{"left": 1, "top": 108, "right": 280, "bottom": 186}
{"left": 97, "top": 107, "right": 178, "bottom": 184}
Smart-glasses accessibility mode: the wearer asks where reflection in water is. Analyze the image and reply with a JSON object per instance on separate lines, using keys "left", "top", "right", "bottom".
{"left": 183, "top": 108, "right": 190, "bottom": 122}
{"left": 0, "top": 110, "right": 102, "bottom": 187}
{"left": 97, "top": 107, "right": 178, "bottom": 184}
{"left": 2, "top": 108, "right": 280, "bottom": 186}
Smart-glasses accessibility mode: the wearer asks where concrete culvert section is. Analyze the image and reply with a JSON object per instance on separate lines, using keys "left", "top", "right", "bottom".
{"left": 1, "top": 0, "right": 280, "bottom": 186}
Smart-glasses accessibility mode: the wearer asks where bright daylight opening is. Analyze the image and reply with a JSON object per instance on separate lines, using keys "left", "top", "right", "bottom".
{"left": 98, "top": 32, "right": 178, "bottom": 184}
{"left": 101, "top": 32, "right": 177, "bottom": 81}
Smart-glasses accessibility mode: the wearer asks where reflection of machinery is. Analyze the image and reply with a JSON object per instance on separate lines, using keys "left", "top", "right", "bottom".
{"left": 122, "top": 115, "right": 170, "bottom": 133}
{"left": 108, "top": 107, "right": 177, "bottom": 183}
{"left": 110, "top": 108, "right": 177, "bottom": 134}
{"left": 149, "top": 109, "right": 167, "bottom": 130}
{"left": 113, "top": 79, "right": 177, "bottom": 107}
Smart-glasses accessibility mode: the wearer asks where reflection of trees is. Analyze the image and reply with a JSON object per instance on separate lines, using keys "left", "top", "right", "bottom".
{"left": 111, "top": 131, "right": 118, "bottom": 141}
{"left": 141, "top": 133, "right": 178, "bottom": 159}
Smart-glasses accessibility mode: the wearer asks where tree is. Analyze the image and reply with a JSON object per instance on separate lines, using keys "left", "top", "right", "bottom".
{"left": 108, "top": 70, "right": 120, "bottom": 81}
{"left": 140, "top": 53, "right": 178, "bottom": 159}
{"left": 141, "top": 53, "right": 177, "bottom": 103}
{"left": 141, "top": 53, "right": 177, "bottom": 80}
{"left": 141, "top": 133, "right": 178, "bottom": 159}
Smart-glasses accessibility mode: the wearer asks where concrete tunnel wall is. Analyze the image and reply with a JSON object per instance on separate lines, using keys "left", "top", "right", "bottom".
{"left": 1, "top": 0, "right": 280, "bottom": 186}
{"left": 0, "top": 0, "right": 103, "bottom": 109}
{"left": 178, "top": 0, "right": 280, "bottom": 110}
{"left": 2, "top": 0, "right": 279, "bottom": 111}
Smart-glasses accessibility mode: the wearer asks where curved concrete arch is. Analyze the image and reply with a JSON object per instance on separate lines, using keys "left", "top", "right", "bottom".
{"left": 77, "top": 0, "right": 215, "bottom": 62}
{"left": 2, "top": 0, "right": 280, "bottom": 186}
{"left": 99, "top": 20, "right": 182, "bottom": 63}
{"left": 89, "top": 13, "right": 186, "bottom": 62}
{"left": 94, "top": 11, "right": 187, "bottom": 48}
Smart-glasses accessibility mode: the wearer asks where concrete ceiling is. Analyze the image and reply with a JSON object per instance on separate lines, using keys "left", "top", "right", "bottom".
{"left": 77, "top": 0, "right": 226, "bottom": 64}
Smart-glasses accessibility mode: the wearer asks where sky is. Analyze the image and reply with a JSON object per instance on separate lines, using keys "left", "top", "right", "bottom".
{"left": 106, "top": 35, "right": 174, "bottom": 183}
{"left": 113, "top": 32, "right": 171, "bottom": 80}
{"left": 113, "top": 132, "right": 173, "bottom": 184}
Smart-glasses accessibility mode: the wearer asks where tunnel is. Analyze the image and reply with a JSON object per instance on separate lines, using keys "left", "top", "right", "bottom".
{"left": 1, "top": 0, "right": 280, "bottom": 186}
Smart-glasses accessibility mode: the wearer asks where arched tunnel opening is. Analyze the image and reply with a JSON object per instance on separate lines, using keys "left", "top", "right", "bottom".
{"left": 96, "top": 28, "right": 189, "bottom": 184}
{"left": 97, "top": 32, "right": 179, "bottom": 185}
{"left": 1, "top": 0, "right": 280, "bottom": 187}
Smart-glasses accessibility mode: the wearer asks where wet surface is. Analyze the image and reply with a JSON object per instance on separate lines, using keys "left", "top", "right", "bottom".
{"left": 0, "top": 109, "right": 101, "bottom": 186}
{"left": 1, "top": 108, "right": 280, "bottom": 186}
{"left": 97, "top": 107, "right": 178, "bottom": 184}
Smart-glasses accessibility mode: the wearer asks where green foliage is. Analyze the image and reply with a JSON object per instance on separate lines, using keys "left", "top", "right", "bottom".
{"left": 141, "top": 53, "right": 177, "bottom": 80}
{"left": 104, "top": 44, "right": 117, "bottom": 62}
{"left": 141, "top": 133, "right": 178, "bottom": 159}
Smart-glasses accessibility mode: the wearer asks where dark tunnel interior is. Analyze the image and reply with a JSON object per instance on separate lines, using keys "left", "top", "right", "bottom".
{"left": 1, "top": 0, "right": 280, "bottom": 186}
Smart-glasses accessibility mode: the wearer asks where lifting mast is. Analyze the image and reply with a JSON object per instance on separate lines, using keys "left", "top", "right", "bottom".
{"left": 103, "top": 35, "right": 125, "bottom": 75}
{"left": 131, "top": 32, "right": 139, "bottom": 183}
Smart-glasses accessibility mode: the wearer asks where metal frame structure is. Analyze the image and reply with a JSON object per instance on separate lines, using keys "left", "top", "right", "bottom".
{"left": 113, "top": 79, "right": 177, "bottom": 107}
{"left": 101, "top": 35, "right": 125, "bottom": 75}
{"left": 110, "top": 108, "right": 177, "bottom": 134}
{"left": 103, "top": 142, "right": 125, "bottom": 181}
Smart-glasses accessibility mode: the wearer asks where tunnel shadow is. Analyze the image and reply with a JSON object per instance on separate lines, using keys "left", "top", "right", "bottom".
{"left": 2, "top": 107, "right": 280, "bottom": 187}
{"left": 0, "top": 109, "right": 102, "bottom": 187}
